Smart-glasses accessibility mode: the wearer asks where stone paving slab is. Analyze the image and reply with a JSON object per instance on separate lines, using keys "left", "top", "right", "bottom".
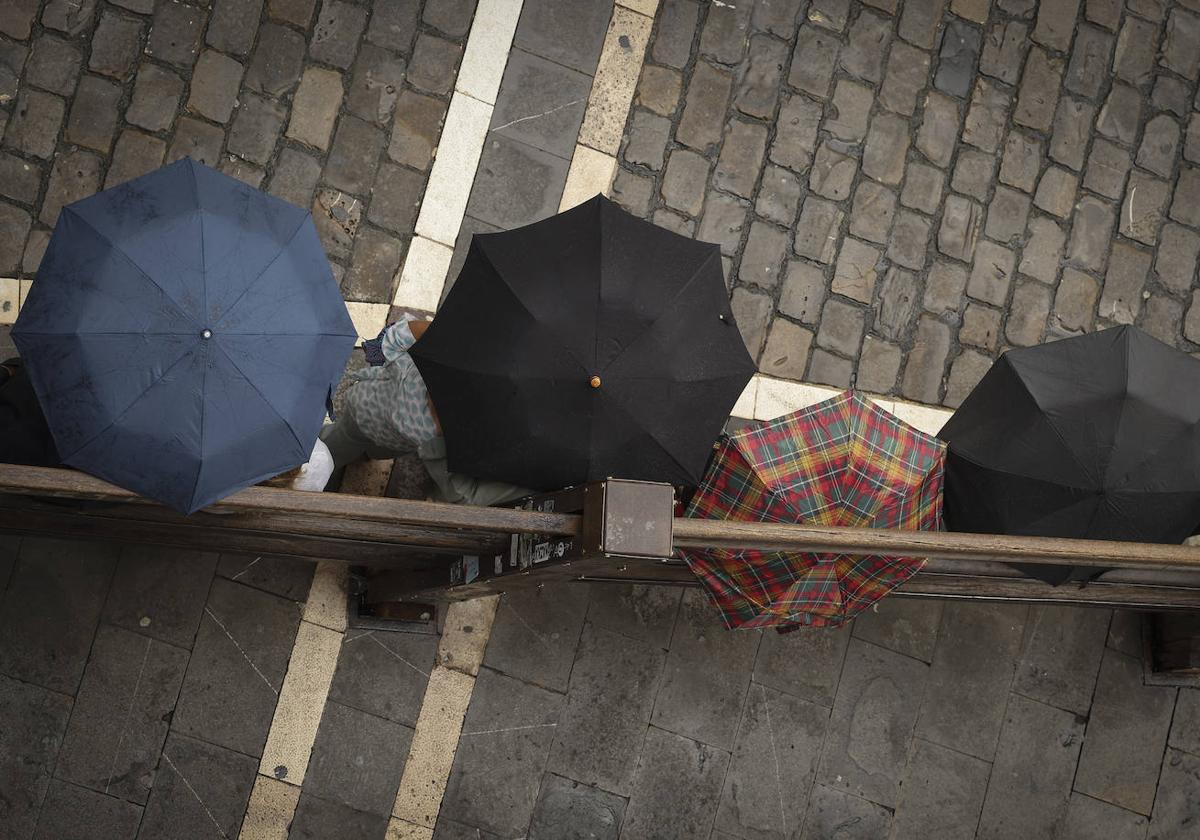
{"left": 816, "top": 637, "right": 928, "bottom": 808}
{"left": 650, "top": 587, "right": 761, "bottom": 750}
{"left": 546, "top": 622, "right": 665, "bottom": 796}
{"left": 481, "top": 582, "right": 588, "bottom": 693}
{"left": 526, "top": 772, "right": 626, "bottom": 840}
{"left": 0, "top": 538, "right": 118, "bottom": 694}
{"left": 31, "top": 778, "right": 143, "bottom": 840}
{"left": 171, "top": 576, "right": 302, "bottom": 758}
{"left": 713, "top": 683, "right": 829, "bottom": 839}
{"left": 1011, "top": 605, "right": 1111, "bottom": 716}
{"left": 303, "top": 699, "right": 414, "bottom": 818}
{"left": 0, "top": 673, "right": 72, "bottom": 838}
{"left": 976, "top": 693, "right": 1085, "bottom": 840}
{"left": 891, "top": 737, "right": 991, "bottom": 840}
{"left": 102, "top": 546, "right": 218, "bottom": 649}
{"left": 137, "top": 732, "right": 258, "bottom": 840}
{"left": 620, "top": 725, "right": 729, "bottom": 840}
{"left": 327, "top": 628, "right": 437, "bottom": 728}
{"left": 54, "top": 624, "right": 188, "bottom": 806}
{"left": 440, "top": 666, "right": 564, "bottom": 837}
{"left": 1074, "top": 647, "right": 1177, "bottom": 815}
{"left": 915, "top": 602, "right": 1027, "bottom": 761}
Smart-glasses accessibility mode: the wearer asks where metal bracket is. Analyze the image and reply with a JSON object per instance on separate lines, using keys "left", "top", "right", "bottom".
{"left": 370, "top": 479, "right": 676, "bottom": 602}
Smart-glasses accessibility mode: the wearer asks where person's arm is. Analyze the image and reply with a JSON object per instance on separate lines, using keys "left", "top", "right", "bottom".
{"left": 409, "top": 320, "right": 431, "bottom": 341}
{"left": 377, "top": 319, "right": 430, "bottom": 363}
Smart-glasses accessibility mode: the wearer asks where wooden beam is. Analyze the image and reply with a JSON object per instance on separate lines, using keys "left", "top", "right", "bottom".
{"left": 672, "top": 519, "right": 1200, "bottom": 573}
{"left": 0, "top": 464, "right": 580, "bottom": 536}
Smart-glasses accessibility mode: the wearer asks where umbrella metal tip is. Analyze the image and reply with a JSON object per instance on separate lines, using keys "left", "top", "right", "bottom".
{"left": 589, "top": 375, "right": 601, "bottom": 389}
{"left": 201, "top": 329, "right": 213, "bottom": 340}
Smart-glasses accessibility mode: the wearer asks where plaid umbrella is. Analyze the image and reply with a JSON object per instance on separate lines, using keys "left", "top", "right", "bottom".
{"left": 682, "top": 391, "right": 946, "bottom": 630}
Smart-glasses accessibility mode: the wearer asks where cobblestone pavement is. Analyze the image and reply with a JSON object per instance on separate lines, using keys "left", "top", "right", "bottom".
{"left": 0, "top": 0, "right": 471, "bottom": 319}
{"left": 615, "top": 0, "right": 1200, "bottom": 408}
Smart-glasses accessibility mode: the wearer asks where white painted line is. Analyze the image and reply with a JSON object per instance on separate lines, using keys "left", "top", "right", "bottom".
{"left": 413, "top": 88, "right": 496, "bottom": 249}
{"left": 455, "top": 0, "right": 525, "bottom": 106}
{"left": 238, "top": 775, "right": 301, "bottom": 840}
{"left": 559, "top": 145, "right": 618, "bottom": 211}
{"left": 392, "top": 236, "right": 454, "bottom": 311}
{"left": 302, "top": 560, "right": 350, "bottom": 633}
{"left": 578, "top": 6, "right": 654, "bottom": 156}
{"left": 257, "top": 620, "right": 342, "bottom": 786}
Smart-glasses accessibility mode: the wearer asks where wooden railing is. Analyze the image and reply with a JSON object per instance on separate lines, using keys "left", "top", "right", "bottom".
{"left": 2, "top": 464, "right": 1199, "bottom": 610}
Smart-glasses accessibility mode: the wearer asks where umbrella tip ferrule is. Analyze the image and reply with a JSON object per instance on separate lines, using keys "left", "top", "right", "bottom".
{"left": 201, "top": 329, "right": 213, "bottom": 340}
{"left": 589, "top": 375, "right": 601, "bottom": 389}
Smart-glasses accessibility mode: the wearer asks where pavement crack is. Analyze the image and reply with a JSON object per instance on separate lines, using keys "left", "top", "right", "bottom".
{"left": 230, "top": 556, "right": 261, "bottom": 580}
{"left": 761, "top": 684, "right": 787, "bottom": 834}
{"left": 365, "top": 631, "right": 431, "bottom": 678}
{"left": 204, "top": 607, "right": 279, "bottom": 695}
{"left": 491, "top": 98, "right": 585, "bottom": 132}
{"left": 460, "top": 723, "right": 558, "bottom": 737}
{"left": 161, "top": 751, "right": 229, "bottom": 839}
{"left": 502, "top": 601, "right": 555, "bottom": 650}
{"left": 105, "top": 636, "right": 152, "bottom": 794}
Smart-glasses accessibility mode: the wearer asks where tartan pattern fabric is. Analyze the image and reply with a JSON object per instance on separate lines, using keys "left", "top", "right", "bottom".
{"left": 682, "top": 390, "right": 946, "bottom": 630}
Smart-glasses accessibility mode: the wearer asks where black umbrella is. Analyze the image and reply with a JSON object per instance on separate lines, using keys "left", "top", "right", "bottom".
{"left": 939, "top": 325, "right": 1200, "bottom": 584}
{"left": 410, "top": 195, "right": 757, "bottom": 490}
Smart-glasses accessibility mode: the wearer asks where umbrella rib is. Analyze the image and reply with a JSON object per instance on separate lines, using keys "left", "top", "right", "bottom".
{"left": 211, "top": 340, "right": 307, "bottom": 456}
{"left": 190, "top": 160, "right": 208, "bottom": 329}
{"left": 469, "top": 241, "right": 592, "bottom": 378}
{"left": 597, "top": 246, "right": 723, "bottom": 375}
{"left": 591, "top": 385, "right": 707, "bottom": 481}
{"left": 63, "top": 207, "right": 201, "bottom": 330}
{"left": 211, "top": 215, "right": 310, "bottom": 329}
{"left": 1007, "top": 356, "right": 1102, "bottom": 488}
{"left": 56, "top": 339, "right": 198, "bottom": 463}
{"left": 190, "top": 340, "right": 211, "bottom": 511}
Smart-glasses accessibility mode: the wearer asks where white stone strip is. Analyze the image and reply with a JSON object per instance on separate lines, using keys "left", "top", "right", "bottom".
{"left": 256, "top": 620, "right": 343, "bottom": 786}
{"left": 577, "top": 6, "right": 655, "bottom": 156}
{"left": 391, "top": 237, "right": 454, "bottom": 314}
{"left": 0, "top": 277, "right": 20, "bottom": 324}
{"left": 302, "top": 560, "right": 350, "bottom": 633}
{"left": 740, "top": 374, "right": 954, "bottom": 437}
{"left": 559, "top": 144, "right": 619, "bottom": 212}
{"left": 455, "top": 0, "right": 525, "bottom": 106}
{"left": 617, "top": 0, "right": 658, "bottom": 14}
{"left": 238, "top": 776, "right": 301, "bottom": 840}
{"left": 393, "top": 0, "right": 525, "bottom": 312}
{"left": 559, "top": 3, "right": 655, "bottom": 212}
{"left": 344, "top": 301, "right": 390, "bottom": 346}
{"left": 238, "top": 561, "right": 350, "bottom": 837}
{"left": 389, "top": 596, "right": 500, "bottom": 834}
{"left": 411, "top": 93, "right": 495, "bottom": 249}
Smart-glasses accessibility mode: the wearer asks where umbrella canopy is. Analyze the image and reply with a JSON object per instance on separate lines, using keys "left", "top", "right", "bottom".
{"left": 409, "top": 194, "right": 757, "bottom": 490}
{"left": 681, "top": 391, "right": 945, "bottom": 629}
{"left": 12, "top": 158, "right": 357, "bottom": 513}
{"left": 939, "top": 325, "right": 1200, "bottom": 584}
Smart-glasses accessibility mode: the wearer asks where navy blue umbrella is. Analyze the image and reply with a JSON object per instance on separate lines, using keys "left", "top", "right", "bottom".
{"left": 12, "top": 158, "right": 357, "bottom": 513}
